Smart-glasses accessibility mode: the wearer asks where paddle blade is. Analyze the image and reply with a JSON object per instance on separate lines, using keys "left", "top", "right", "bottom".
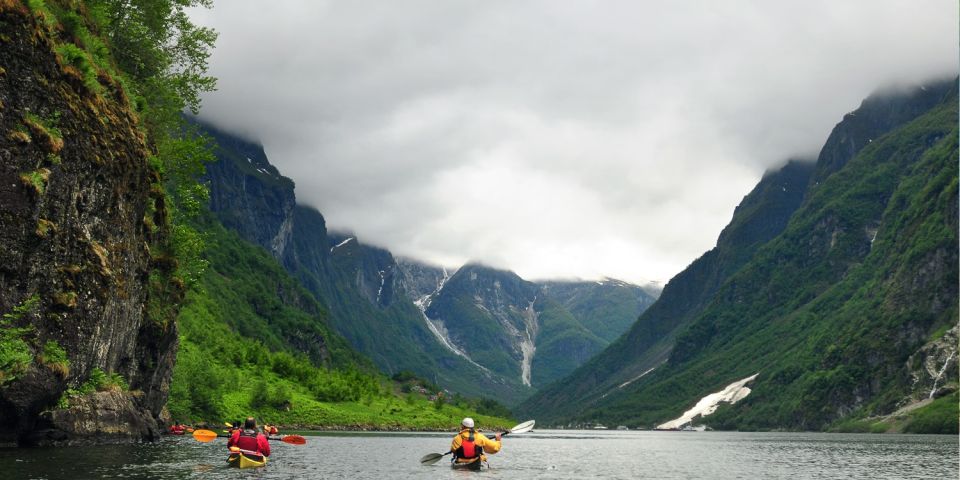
{"left": 420, "top": 452, "right": 445, "bottom": 465}
{"left": 282, "top": 435, "right": 307, "bottom": 445}
{"left": 508, "top": 419, "right": 536, "bottom": 434}
{"left": 192, "top": 429, "right": 218, "bottom": 443}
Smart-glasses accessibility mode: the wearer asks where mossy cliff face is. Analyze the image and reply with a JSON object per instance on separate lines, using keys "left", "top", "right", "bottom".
{"left": 0, "top": 3, "right": 180, "bottom": 445}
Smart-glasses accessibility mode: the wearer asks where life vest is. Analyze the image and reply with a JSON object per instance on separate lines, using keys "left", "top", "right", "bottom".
{"left": 456, "top": 429, "right": 483, "bottom": 459}
{"left": 235, "top": 429, "right": 262, "bottom": 454}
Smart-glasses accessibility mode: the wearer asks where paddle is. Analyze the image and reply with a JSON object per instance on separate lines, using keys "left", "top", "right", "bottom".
{"left": 281, "top": 435, "right": 307, "bottom": 445}
{"left": 419, "top": 420, "right": 535, "bottom": 465}
{"left": 192, "top": 429, "right": 219, "bottom": 443}
{"left": 193, "top": 428, "right": 307, "bottom": 445}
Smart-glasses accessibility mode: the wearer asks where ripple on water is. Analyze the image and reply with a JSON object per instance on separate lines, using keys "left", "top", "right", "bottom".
{"left": 0, "top": 430, "right": 956, "bottom": 479}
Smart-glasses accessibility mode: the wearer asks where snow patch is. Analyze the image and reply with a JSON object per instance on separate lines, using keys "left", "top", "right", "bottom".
{"left": 413, "top": 269, "right": 491, "bottom": 373}
{"left": 657, "top": 373, "right": 759, "bottom": 429}
{"left": 330, "top": 237, "right": 354, "bottom": 252}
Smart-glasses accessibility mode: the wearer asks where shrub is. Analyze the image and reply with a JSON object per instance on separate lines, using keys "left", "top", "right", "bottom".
{"left": 39, "top": 340, "right": 70, "bottom": 377}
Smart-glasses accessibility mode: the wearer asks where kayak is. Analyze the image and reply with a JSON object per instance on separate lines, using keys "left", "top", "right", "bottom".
{"left": 451, "top": 457, "right": 484, "bottom": 471}
{"left": 227, "top": 452, "right": 267, "bottom": 469}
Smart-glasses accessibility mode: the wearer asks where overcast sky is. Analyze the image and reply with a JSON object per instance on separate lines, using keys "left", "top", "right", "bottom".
{"left": 191, "top": 0, "right": 958, "bottom": 285}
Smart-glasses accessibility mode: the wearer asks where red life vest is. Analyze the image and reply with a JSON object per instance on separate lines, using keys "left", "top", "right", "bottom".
{"left": 235, "top": 429, "right": 262, "bottom": 454}
{"left": 457, "top": 429, "right": 481, "bottom": 459}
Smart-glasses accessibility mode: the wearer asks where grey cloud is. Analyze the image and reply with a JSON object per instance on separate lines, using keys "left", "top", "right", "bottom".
{"left": 193, "top": 0, "right": 958, "bottom": 283}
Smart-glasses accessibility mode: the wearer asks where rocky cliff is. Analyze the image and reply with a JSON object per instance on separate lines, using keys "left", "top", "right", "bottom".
{"left": 0, "top": 4, "right": 180, "bottom": 445}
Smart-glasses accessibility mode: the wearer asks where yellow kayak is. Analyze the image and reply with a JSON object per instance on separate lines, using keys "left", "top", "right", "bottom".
{"left": 451, "top": 457, "right": 484, "bottom": 471}
{"left": 227, "top": 452, "right": 267, "bottom": 469}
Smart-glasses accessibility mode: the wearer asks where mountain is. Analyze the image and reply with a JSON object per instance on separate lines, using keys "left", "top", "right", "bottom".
{"left": 197, "top": 120, "right": 656, "bottom": 403}
{"left": 420, "top": 264, "right": 660, "bottom": 388}
{"left": 198, "top": 121, "right": 530, "bottom": 403}
{"left": 518, "top": 78, "right": 958, "bottom": 433}
{"left": 166, "top": 216, "right": 513, "bottom": 430}
{"left": 539, "top": 279, "right": 658, "bottom": 344}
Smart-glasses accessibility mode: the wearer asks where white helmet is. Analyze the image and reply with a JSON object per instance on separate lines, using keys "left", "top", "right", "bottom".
{"left": 461, "top": 417, "right": 475, "bottom": 428}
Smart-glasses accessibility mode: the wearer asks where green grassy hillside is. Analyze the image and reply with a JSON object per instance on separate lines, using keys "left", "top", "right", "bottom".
{"left": 167, "top": 219, "right": 512, "bottom": 429}
{"left": 519, "top": 80, "right": 958, "bottom": 431}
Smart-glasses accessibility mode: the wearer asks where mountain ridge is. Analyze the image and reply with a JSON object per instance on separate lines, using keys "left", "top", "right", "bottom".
{"left": 517, "top": 77, "right": 958, "bottom": 431}
{"left": 195, "top": 118, "right": 657, "bottom": 404}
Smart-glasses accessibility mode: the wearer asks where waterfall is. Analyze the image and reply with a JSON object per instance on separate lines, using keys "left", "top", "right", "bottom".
{"left": 929, "top": 350, "right": 956, "bottom": 399}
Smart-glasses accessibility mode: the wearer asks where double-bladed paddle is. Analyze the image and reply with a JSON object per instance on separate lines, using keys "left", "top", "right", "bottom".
{"left": 419, "top": 419, "right": 535, "bottom": 465}
{"left": 192, "top": 429, "right": 307, "bottom": 445}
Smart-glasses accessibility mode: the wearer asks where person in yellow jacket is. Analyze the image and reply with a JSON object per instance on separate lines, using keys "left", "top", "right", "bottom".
{"left": 450, "top": 417, "right": 501, "bottom": 468}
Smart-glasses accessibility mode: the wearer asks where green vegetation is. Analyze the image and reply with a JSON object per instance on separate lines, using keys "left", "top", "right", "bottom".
{"left": 24, "top": 0, "right": 218, "bottom": 290}
{"left": 521, "top": 85, "right": 958, "bottom": 431}
{"left": 38, "top": 340, "right": 70, "bottom": 377}
{"left": 57, "top": 367, "right": 130, "bottom": 409}
{"left": 81, "top": 367, "right": 129, "bottom": 392}
{"left": 19, "top": 168, "right": 50, "bottom": 195}
{"left": 168, "top": 219, "right": 512, "bottom": 428}
{"left": 23, "top": 111, "right": 64, "bottom": 152}
{"left": 0, "top": 296, "right": 39, "bottom": 385}
{"left": 903, "top": 392, "right": 959, "bottom": 434}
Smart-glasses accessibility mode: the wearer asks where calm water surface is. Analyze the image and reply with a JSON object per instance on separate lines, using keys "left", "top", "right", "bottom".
{"left": 2, "top": 430, "right": 957, "bottom": 479}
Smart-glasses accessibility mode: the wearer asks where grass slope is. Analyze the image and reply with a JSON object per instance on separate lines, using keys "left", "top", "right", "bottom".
{"left": 167, "top": 219, "right": 512, "bottom": 429}
{"left": 549, "top": 87, "right": 958, "bottom": 430}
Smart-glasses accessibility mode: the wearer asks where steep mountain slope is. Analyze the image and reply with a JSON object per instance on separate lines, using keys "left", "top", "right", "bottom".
{"left": 197, "top": 120, "right": 530, "bottom": 403}
{"left": 424, "top": 265, "right": 656, "bottom": 388}
{"left": 518, "top": 158, "right": 816, "bottom": 420}
{"left": 539, "top": 279, "right": 658, "bottom": 343}
{"left": 167, "top": 218, "right": 512, "bottom": 429}
{"left": 518, "top": 79, "right": 958, "bottom": 431}
{"left": 197, "top": 119, "right": 655, "bottom": 403}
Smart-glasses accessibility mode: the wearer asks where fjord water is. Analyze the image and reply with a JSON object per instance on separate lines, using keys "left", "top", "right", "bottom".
{"left": 3, "top": 430, "right": 957, "bottom": 479}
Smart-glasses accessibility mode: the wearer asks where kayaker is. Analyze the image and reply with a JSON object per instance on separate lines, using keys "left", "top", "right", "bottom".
{"left": 263, "top": 424, "right": 279, "bottom": 436}
{"left": 227, "top": 417, "right": 271, "bottom": 458}
{"left": 450, "top": 417, "right": 500, "bottom": 467}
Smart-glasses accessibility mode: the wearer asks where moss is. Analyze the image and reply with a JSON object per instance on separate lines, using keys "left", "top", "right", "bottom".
{"left": 89, "top": 242, "right": 112, "bottom": 276}
{"left": 8, "top": 129, "right": 30, "bottom": 144}
{"left": 19, "top": 168, "right": 51, "bottom": 195}
{"left": 54, "top": 43, "right": 101, "bottom": 93}
{"left": 24, "top": 112, "right": 64, "bottom": 153}
{"left": 60, "top": 264, "right": 82, "bottom": 275}
{"left": 35, "top": 218, "right": 56, "bottom": 237}
{"left": 53, "top": 291, "right": 77, "bottom": 309}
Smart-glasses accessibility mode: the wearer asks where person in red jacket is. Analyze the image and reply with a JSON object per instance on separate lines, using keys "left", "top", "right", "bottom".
{"left": 227, "top": 417, "right": 271, "bottom": 457}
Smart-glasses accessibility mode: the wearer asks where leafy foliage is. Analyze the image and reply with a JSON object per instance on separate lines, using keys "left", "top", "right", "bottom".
{"left": 0, "top": 295, "right": 39, "bottom": 385}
